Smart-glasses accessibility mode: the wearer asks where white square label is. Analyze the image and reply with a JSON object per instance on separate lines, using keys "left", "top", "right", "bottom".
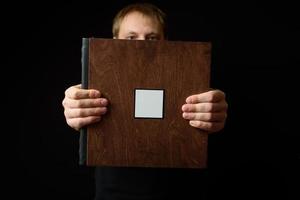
{"left": 134, "top": 89, "right": 164, "bottom": 119}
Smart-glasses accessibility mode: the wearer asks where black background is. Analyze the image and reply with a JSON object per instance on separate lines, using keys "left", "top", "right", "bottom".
{"left": 3, "top": 0, "right": 299, "bottom": 199}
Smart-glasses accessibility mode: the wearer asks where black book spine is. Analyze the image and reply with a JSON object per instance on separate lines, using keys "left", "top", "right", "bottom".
{"left": 79, "top": 38, "right": 89, "bottom": 165}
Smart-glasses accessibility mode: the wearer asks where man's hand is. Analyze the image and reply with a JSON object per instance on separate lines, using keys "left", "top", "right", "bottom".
{"left": 62, "top": 84, "right": 108, "bottom": 131}
{"left": 181, "top": 90, "right": 228, "bottom": 133}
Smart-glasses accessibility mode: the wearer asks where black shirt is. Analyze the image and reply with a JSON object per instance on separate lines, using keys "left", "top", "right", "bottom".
{"left": 94, "top": 166, "right": 208, "bottom": 200}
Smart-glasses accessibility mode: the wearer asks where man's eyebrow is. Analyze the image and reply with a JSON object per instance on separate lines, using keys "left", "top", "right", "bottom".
{"left": 127, "top": 31, "right": 137, "bottom": 35}
{"left": 126, "top": 31, "right": 159, "bottom": 35}
{"left": 147, "top": 32, "right": 159, "bottom": 35}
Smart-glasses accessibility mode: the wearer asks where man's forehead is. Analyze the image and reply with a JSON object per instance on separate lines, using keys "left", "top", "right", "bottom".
{"left": 121, "top": 12, "right": 158, "bottom": 26}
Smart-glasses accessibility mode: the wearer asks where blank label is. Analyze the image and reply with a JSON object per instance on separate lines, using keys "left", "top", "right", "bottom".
{"left": 134, "top": 89, "right": 164, "bottom": 119}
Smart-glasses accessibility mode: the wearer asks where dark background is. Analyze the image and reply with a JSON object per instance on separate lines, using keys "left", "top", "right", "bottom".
{"left": 3, "top": 0, "right": 299, "bottom": 199}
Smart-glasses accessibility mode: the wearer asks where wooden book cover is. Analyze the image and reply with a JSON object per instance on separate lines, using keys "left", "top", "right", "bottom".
{"left": 80, "top": 38, "right": 211, "bottom": 168}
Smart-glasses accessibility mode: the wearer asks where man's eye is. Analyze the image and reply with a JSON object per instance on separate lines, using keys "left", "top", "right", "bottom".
{"left": 126, "top": 36, "right": 136, "bottom": 40}
{"left": 147, "top": 36, "right": 158, "bottom": 40}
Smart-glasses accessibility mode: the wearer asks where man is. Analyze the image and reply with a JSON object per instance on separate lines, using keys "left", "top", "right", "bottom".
{"left": 62, "top": 3, "right": 227, "bottom": 200}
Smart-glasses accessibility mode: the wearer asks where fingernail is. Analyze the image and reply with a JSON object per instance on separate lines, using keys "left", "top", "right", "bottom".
{"left": 101, "top": 99, "right": 108, "bottom": 105}
{"left": 186, "top": 97, "right": 192, "bottom": 103}
{"left": 94, "top": 90, "right": 101, "bottom": 97}
{"left": 182, "top": 112, "right": 187, "bottom": 119}
{"left": 90, "top": 90, "right": 100, "bottom": 98}
{"left": 189, "top": 121, "right": 196, "bottom": 126}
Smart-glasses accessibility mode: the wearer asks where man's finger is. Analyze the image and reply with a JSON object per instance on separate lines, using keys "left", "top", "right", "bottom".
{"left": 189, "top": 120, "right": 225, "bottom": 132}
{"left": 182, "top": 102, "right": 228, "bottom": 112}
{"left": 65, "top": 85, "right": 101, "bottom": 99}
{"left": 64, "top": 107, "right": 107, "bottom": 118}
{"left": 66, "top": 116, "right": 101, "bottom": 131}
{"left": 182, "top": 112, "right": 226, "bottom": 122}
{"left": 186, "top": 90, "right": 225, "bottom": 103}
{"left": 63, "top": 98, "right": 108, "bottom": 109}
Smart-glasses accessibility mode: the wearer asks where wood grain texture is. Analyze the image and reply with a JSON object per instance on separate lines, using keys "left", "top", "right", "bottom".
{"left": 87, "top": 38, "right": 211, "bottom": 168}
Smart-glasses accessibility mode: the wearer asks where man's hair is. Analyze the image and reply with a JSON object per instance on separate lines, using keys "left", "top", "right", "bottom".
{"left": 112, "top": 3, "right": 167, "bottom": 38}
